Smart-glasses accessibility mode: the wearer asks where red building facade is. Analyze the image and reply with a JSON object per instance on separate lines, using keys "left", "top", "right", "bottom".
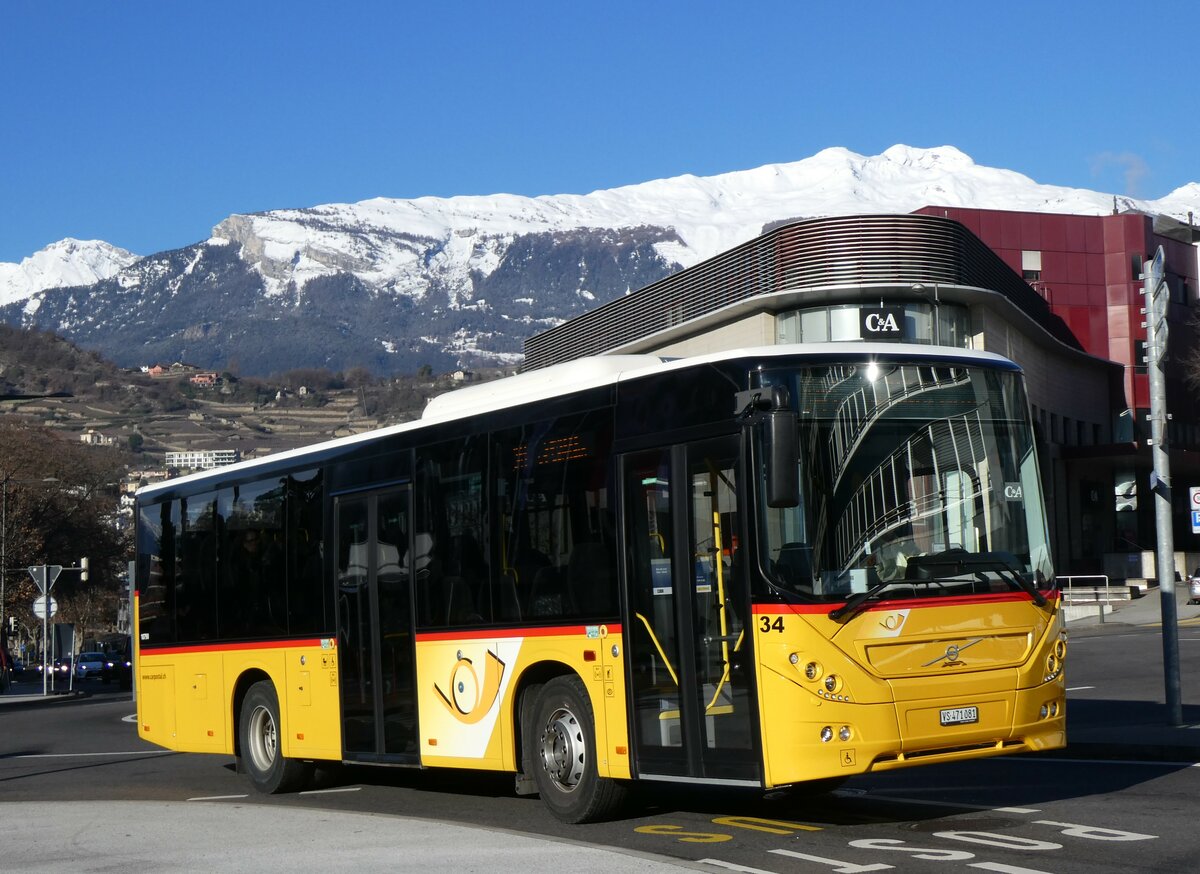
{"left": 918, "top": 207, "right": 1200, "bottom": 572}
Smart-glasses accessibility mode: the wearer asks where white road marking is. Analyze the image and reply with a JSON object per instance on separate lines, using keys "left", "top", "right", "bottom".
{"left": 187, "top": 794, "right": 249, "bottom": 801}
{"left": 299, "top": 786, "right": 362, "bottom": 795}
{"left": 1066, "top": 685, "right": 1095, "bottom": 691}
{"left": 699, "top": 860, "right": 778, "bottom": 873}
{"left": 122, "top": 713, "right": 137, "bottom": 722}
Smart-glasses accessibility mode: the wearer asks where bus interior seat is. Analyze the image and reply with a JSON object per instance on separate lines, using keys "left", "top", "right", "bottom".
{"left": 775, "top": 542, "right": 813, "bottom": 588}
{"left": 405, "top": 532, "right": 434, "bottom": 576}
{"left": 377, "top": 541, "right": 402, "bottom": 579}
{"left": 568, "top": 542, "right": 615, "bottom": 614}
{"left": 529, "top": 566, "right": 571, "bottom": 617}
{"left": 445, "top": 576, "right": 483, "bottom": 625}
{"left": 496, "top": 569, "right": 521, "bottom": 622}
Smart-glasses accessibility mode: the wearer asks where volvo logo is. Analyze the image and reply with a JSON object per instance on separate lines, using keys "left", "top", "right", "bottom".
{"left": 923, "top": 638, "right": 984, "bottom": 667}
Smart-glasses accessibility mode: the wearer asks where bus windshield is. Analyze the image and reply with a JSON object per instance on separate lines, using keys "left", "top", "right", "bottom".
{"left": 755, "top": 360, "right": 1053, "bottom": 606}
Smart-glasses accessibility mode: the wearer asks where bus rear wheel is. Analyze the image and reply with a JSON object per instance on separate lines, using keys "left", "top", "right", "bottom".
{"left": 529, "top": 675, "right": 626, "bottom": 823}
{"left": 239, "top": 680, "right": 312, "bottom": 794}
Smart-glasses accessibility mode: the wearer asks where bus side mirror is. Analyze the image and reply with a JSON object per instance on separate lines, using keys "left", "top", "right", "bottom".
{"left": 764, "top": 409, "right": 799, "bottom": 508}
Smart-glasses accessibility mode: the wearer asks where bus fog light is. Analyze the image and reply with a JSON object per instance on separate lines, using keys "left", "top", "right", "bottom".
{"left": 838, "top": 725, "right": 852, "bottom": 741}
{"left": 1050, "top": 701, "right": 1059, "bottom": 717}
{"left": 1039, "top": 704, "right": 1048, "bottom": 719}
{"left": 805, "top": 662, "right": 820, "bottom": 681}
{"left": 820, "top": 726, "right": 833, "bottom": 743}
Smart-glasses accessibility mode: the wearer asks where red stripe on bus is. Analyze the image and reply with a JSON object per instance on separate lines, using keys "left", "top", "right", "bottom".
{"left": 139, "top": 638, "right": 329, "bottom": 656}
{"left": 752, "top": 591, "right": 1054, "bottom": 614}
{"left": 415, "top": 624, "right": 620, "bottom": 642}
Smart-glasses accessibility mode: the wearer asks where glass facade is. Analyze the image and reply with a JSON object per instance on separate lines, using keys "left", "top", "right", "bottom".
{"left": 776, "top": 302, "right": 970, "bottom": 348}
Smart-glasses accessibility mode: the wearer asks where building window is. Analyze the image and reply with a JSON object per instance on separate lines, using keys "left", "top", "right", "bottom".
{"left": 1021, "top": 250, "right": 1042, "bottom": 283}
{"left": 1132, "top": 254, "right": 1143, "bottom": 281}
{"left": 775, "top": 302, "right": 969, "bottom": 348}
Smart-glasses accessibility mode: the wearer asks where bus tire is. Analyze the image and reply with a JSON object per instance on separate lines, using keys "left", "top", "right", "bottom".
{"left": 529, "top": 675, "right": 626, "bottom": 823}
{"left": 239, "top": 680, "right": 311, "bottom": 794}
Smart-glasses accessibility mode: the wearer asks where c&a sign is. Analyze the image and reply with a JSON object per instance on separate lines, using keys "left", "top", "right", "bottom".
{"left": 860, "top": 306, "right": 906, "bottom": 341}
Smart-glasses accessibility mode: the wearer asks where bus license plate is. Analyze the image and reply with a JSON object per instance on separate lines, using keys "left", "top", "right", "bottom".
{"left": 940, "top": 706, "right": 979, "bottom": 726}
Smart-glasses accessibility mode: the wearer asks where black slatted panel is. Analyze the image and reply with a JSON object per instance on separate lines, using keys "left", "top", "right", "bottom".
{"left": 523, "top": 214, "right": 1078, "bottom": 369}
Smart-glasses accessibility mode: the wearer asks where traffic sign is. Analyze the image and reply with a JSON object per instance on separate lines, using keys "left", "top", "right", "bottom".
{"left": 1191, "top": 486, "right": 1200, "bottom": 509}
{"left": 27, "top": 564, "right": 63, "bottom": 593}
{"left": 1193, "top": 509, "right": 1200, "bottom": 535}
{"left": 32, "top": 595, "right": 57, "bottom": 620}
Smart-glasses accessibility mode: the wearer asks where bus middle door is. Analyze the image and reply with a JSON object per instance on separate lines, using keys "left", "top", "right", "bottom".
{"left": 622, "top": 436, "right": 760, "bottom": 785}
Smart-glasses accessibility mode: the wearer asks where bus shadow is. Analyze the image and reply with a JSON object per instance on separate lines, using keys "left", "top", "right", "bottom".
{"left": 233, "top": 697, "right": 1200, "bottom": 825}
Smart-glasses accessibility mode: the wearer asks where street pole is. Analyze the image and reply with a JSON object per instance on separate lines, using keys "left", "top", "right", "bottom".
{"left": 42, "top": 573, "right": 49, "bottom": 696}
{"left": 1143, "top": 245, "right": 1182, "bottom": 726}
{"left": 2, "top": 479, "right": 7, "bottom": 636}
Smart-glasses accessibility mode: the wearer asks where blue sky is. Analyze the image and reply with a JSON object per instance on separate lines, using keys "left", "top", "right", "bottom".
{"left": 2, "top": 1, "right": 1197, "bottom": 264}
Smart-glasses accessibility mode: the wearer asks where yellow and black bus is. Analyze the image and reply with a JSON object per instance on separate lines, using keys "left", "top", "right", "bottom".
{"left": 134, "top": 343, "right": 1065, "bottom": 822}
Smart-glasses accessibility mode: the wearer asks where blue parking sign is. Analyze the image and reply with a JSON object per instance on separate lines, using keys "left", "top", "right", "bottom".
{"left": 1192, "top": 510, "right": 1200, "bottom": 534}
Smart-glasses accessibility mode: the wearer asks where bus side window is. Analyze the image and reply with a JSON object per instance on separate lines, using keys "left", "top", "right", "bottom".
{"left": 416, "top": 436, "right": 488, "bottom": 628}
{"left": 495, "top": 410, "right": 617, "bottom": 622}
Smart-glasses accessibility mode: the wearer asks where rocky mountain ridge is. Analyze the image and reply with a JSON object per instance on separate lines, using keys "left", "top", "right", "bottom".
{"left": 3, "top": 145, "right": 1199, "bottom": 375}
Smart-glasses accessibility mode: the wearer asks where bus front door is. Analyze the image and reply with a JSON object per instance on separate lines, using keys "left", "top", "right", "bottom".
{"left": 623, "top": 437, "right": 760, "bottom": 785}
{"left": 335, "top": 487, "right": 419, "bottom": 762}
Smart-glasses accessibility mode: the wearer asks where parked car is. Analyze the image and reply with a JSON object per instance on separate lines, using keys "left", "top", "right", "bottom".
{"left": 75, "top": 651, "right": 107, "bottom": 681}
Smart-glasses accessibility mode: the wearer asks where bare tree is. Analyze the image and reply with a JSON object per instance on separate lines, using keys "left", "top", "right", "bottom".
{"left": 1, "top": 421, "right": 129, "bottom": 654}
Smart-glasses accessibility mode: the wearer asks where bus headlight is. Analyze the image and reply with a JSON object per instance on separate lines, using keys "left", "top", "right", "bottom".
{"left": 820, "top": 726, "right": 833, "bottom": 743}
{"left": 838, "top": 725, "right": 852, "bottom": 742}
{"left": 1054, "top": 637, "right": 1067, "bottom": 661}
{"left": 1044, "top": 652, "right": 1062, "bottom": 682}
{"left": 824, "top": 674, "right": 842, "bottom": 694}
{"left": 805, "top": 662, "right": 821, "bottom": 681}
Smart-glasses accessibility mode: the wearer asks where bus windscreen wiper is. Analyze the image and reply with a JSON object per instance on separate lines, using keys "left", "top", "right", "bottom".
{"left": 905, "top": 550, "right": 1047, "bottom": 607}
{"left": 979, "top": 560, "right": 1047, "bottom": 607}
{"left": 830, "top": 552, "right": 1046, "bottom": 622}
{"left": 829, "top": 579, "right": 895, "bottom": 622}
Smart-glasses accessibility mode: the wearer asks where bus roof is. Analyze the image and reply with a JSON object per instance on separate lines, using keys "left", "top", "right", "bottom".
{"left": 136, "top": 342, "right": 1018, "bottom": 500}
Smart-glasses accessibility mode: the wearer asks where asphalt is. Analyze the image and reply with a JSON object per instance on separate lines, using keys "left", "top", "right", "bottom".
{"left": 4, "top": 593, "right": 1199, "bottom": 871}
{"left": 1060, "top": 581, "right": 1200, "bottom": 762}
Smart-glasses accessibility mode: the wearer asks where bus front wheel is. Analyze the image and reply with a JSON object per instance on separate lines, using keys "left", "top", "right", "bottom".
{"left": 239, "top": 680, "right": 312, "bottom": 794}
{"left": 529, "top": 675, "right": 626, "bottom": 823}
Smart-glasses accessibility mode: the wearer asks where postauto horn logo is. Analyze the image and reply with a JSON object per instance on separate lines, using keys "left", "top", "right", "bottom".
{"left": 435, "top": 649, "right": 506, "bottom": 724}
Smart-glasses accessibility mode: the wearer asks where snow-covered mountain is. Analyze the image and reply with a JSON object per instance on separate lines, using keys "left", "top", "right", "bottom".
{"left": 3, "top": 145, "right": 1199, "bottom": 375}
{"left": 0, "top": 238, "right": 138, "bottom": 308}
